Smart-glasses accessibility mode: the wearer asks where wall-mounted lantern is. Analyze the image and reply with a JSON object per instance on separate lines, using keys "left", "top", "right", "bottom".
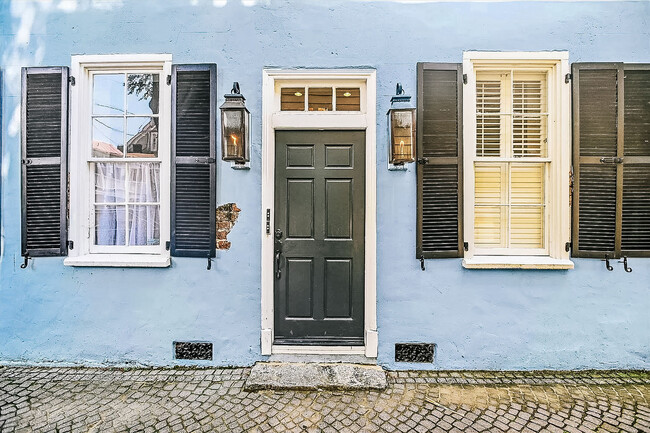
{"left": 387, "top": 83, "right": 416, "bottom": 168}
{"left": 220, "top": 82, "right": 250, "bottom": 167}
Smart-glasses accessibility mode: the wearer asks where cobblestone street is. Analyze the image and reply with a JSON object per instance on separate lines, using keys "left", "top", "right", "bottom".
{"left": 0, "top": 366, "right": 648, "bottom": 432}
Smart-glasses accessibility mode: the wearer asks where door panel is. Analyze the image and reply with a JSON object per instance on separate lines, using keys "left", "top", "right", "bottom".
{"left": 274, "top": 130, "right": 365, "bottom": 345}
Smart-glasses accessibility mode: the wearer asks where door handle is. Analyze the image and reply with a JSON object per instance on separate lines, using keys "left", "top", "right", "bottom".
{"left": 275, "top": 249, "right": 282, "bottom": 279}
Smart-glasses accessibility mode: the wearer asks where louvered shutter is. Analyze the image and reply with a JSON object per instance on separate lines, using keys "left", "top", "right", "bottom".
{"left": 621, "top": 65, "right": 650, "bottom": 257}
{"left": 572, "top": 63, "right": 650, "bottom": 258}
{"left": 171, "top": 64, "right": 216, "bottom": 258}
{"left": 21, "top": 67, "right": 68, "bottom": 258}
{"left": 416, "top": 63, "right": 463, "bottom": 258}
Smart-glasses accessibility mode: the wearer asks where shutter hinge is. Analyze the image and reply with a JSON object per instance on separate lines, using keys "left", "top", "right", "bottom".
{"left": 565, "top": 73, "right": 571, "bottom": 84}
{"left": 165, "top": 241, "right": 171, "bottom": 251}
{"left": 69, "top": 76, "right": 76, "bottom": 86}
{"left": 208, "top": 157, "right": 216, "bottom": 163}
{"left": 462, "top": 74, "right": 467, "bottom": 84}
{"left": 67, "top": 240, "right": 74, "bottom": 250}
{"left": 417, "top": 157, "right": 429, "bottom": 165}
{"left": 21, "top": 159, "right": 32, "bottom": 165}
{"left": 565, "top": 242, "right": 571, "bottom": 252}
{"left": 167, "top": 75, "right": 172, "bottom": 85}
{"left": 463, "top": 242, "right": 469, "bottom": 251}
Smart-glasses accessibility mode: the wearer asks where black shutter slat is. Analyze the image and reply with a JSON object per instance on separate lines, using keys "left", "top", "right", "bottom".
{"left": 171, "top": 64, "right": 216, "bottom": 258}
{"left": 623, "top": 70, "right": 650, "bottom": 157}
{"left": 416, "top": 63, "right": 463, "bottom": 258}
{"left": 21, "top": 67, "right": 68, "bottom": 258}
{"left": 577, "top": 164, "right": 617, "bottom": 252}
{"left": 622, "top": 165, "right": 650, "bottom": 253}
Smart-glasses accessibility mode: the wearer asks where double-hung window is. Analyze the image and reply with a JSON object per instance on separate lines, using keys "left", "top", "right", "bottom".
{"left": 66, "top": 55, "right": 172, "bottom": 267}
{"left": 416, "top": 52, "right": 572, "bottom": 269}
{"left": 464, "top": 53, "right": 572, "bottom": 268}
{"left": 21, "top": 56, "right": 217, "bottom": 267}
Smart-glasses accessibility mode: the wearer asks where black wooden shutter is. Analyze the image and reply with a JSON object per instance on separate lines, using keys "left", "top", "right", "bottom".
{"left": 572, "top": 63, "right": 650, "bottom": 258}
{"left": 21, "top": 67, "right": 68, "bottom": 258}
{"left": 171, "top": 64, "right": 217, "bottom": 258}
{"left": 416, "top": 63, "right": 463, "bottom": 258}
{"left": 621, "top": 64, "right": 650, "bottom": 257}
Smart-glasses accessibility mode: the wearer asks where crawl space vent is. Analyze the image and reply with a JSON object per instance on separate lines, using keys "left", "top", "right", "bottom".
{"left": 174, "top": 341, "right": 213, "bottom": 360}
{"left": 395, "top": 343, "right": 435, "bottom": 363}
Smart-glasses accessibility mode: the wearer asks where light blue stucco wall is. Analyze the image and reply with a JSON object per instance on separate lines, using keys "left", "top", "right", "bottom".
{"left": 1, "top": 0, "right": 649, "bottom": 370}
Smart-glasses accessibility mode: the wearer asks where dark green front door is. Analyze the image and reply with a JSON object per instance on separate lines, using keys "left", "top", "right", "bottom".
{"left": 274, "top": 130, "right": 365, "bottom": 345}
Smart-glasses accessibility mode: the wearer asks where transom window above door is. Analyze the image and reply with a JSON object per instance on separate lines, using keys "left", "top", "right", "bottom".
{"left": 278, "top": 84, "right": 363, "bottom": 112}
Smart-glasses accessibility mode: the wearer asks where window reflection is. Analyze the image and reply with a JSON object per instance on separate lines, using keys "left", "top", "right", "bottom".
{"left": 281, "top": 87, "right": 305, "bottom": 111}
{"left": 308, "top": 88, "right": 332, "bottom": 111}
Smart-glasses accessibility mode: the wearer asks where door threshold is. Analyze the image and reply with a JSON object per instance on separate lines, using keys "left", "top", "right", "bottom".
{"left": 268, "top": 353, "right": 376, "bottom": 365}
{"left": 271, "top": 345, "right": 366, "bottom": 356}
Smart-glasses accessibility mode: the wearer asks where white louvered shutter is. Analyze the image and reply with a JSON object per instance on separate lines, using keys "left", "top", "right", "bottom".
{"left": 474, "top": 72, "right": 547, "bottom": 254}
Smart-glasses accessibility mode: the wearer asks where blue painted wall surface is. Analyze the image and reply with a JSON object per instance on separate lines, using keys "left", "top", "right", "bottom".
{"left": 1, "top": 0, "right": 649, "bottom": 370}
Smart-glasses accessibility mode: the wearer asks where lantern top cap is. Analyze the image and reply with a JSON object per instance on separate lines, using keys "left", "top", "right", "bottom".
{"left": 224, "top": 81, "right": 246, "bottom": 101}
{"left": 390, "top": 82, "right": 411, "bottom": 105}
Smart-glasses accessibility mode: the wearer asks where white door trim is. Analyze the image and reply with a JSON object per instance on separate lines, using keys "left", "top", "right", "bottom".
{"left": 261, "top": 69, "right": 377, "bottom": 357}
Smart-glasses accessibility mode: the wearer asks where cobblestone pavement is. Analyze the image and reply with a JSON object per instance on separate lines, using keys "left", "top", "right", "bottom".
{"left": 0, "top": 366, "right": 648, "bottom": 432}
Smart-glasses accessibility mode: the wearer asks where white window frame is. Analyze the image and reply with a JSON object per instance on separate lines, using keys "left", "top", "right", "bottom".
{"left": 65, "top": 54, "right": 172, "bottom": 267}
{"left": 462, "top": 51, "right": 573, "bottom": 269}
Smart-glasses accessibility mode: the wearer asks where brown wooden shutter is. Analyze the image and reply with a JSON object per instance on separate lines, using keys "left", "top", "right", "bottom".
{"left": 21, "top": 67, "right": 69, "bottom": 258}
{"left": 416, "top": 63, "right": 463, "bottom": 258}
{"left": 171, "top": 64, "right": 217, "bottom": 258}
{"left": 572, "top": 63, "right": 650, "bottom": 258}
{"left": 621, "top": 64, "right": 650, "bottom": 257}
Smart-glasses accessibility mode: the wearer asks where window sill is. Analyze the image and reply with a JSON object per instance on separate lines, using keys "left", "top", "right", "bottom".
{"left": 64, "top": 254, "right": 171, "bottom": 268}
{"left": 462, "top": 256, "right": 574, "bottom": 270}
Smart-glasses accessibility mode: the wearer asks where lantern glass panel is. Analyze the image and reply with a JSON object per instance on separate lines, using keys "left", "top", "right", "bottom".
{"left": 390, "top": 110, "right": 414, "bottom": 163}
{"left": 222, "top": 109, "right": 245, "bottom": 160}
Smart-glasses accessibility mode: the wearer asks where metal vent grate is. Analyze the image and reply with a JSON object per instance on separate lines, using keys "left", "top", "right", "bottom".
{"left": 395, "top": 343, "right": 435, "bottom": 363}
{"left": 174, "top": 341, "right": 213, "bottom": 360}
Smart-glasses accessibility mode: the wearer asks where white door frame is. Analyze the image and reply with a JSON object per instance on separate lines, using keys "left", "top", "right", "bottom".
{"left": 260, "top": 69, "right": 377, "bottom": 357}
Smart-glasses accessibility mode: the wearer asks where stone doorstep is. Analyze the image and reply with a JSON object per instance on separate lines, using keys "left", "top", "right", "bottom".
{"left": 244, "top": 362, "right": 388, "bottom": 391}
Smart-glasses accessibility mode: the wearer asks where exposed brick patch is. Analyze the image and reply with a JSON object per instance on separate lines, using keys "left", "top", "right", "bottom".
{"left": 215, "top": 203, "right": 240, "bottom": 250}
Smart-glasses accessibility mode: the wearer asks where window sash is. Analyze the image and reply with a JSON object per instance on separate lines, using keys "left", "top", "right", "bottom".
{"left": 67, "top": 56, "right": 171, "bottom": 262}
{"left": 462, "top": 53, "right": 570, "bottom": 263}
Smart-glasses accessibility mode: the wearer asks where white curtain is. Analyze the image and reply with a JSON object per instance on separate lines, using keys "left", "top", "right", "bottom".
{"left": 95, "top": 163, "right": 160, "bottom": 246}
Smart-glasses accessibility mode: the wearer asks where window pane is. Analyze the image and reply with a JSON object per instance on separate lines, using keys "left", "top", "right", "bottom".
{"left": 308, "top": 88, "right": 332, "bottom": 111}
{"left": 475, "top": 163, "right": 506, "bottom": 248}
{"left": 513, "top": 80, "right": 546, "bottom": 157}
{"left": 93, "top": 117, "right": 124, "bottom": 157}
{"left": 128, "top": 163, "right": 160, "bottom": 203}
{"left": 513, "top": 116, "right": 546, "bottom": 157}
{"left": 95, "top": 205, "right": 126, "bottom": 246}
{"left": 93, "top": 74, "right": 124, "bottom": 115}
{"left": 126, "top": 117, "right": 158, "bottom": 157}
{"left": 475, "top": 206, "right": 506, "bottom": 247}
{"left": 510, "top": 164, "right": 544, "bottom": 205}
{"left": 510, "top": 206, "right": 544, "bottom": 248}
{"left": 128, "top": 205, "right": 160, "bottom": 246}
{"left": 281, "top": 87, "right": 305, "bottom": 111}
{"left": 95, "top": 163, "right": 126, "bottom": 203}
{"left": 126, "top": 74, "right": 159, "bottom": 115}
{"left": 476, "top": 81, "right": 502, "bottom": 157}
{"left": 336, "top": 88, "right": 360, "bottom": 111}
